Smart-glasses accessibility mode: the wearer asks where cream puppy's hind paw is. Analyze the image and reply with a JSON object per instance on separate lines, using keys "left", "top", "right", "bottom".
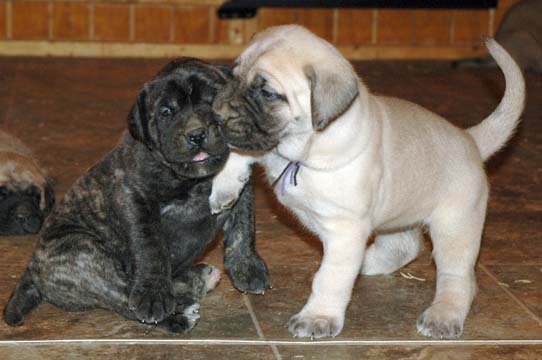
{"left": 416, "top": 303, "right": 465, "bottom": 339}
{"left": 288, "top": 312, "right": 344, "bottom": 339}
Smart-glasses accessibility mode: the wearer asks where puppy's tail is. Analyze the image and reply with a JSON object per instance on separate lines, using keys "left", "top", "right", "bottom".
{"left": 467, "top": 38, "right": 526, "bottom": 161}
{"left": 3, "top": 268, "right": 42, "bottom": 326}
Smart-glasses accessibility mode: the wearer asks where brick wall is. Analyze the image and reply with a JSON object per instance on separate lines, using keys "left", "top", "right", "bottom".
{"left": 0, "top": 0, "right": 522, "bottom": 59}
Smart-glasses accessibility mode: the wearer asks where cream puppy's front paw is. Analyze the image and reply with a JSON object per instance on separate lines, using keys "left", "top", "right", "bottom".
{"left": 288, "top": 311, "right": 344, "bottom": 339}
{"left": 209, "top": 180, "right": 245, "bottom": 214}
{"left": 209, "top": 151, "right": 254, "bottom": 214}
{"left": 416, "top": 302, "right": 465, "bottom": 339}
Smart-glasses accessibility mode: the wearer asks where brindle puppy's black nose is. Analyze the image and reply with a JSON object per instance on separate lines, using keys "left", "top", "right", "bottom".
{"left": 187, "top": 127, "right": 207, "bottom": 146}
{"left": 185, "top": 115, "right": 207, "bottom": 146}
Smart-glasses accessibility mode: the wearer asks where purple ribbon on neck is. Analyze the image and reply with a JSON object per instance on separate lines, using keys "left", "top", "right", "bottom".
{"left": 280, "top": 161, "right": 302, "bottom": 195}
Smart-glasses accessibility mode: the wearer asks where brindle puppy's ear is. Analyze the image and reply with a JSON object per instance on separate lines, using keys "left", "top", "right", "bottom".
{"left": 304, "top": 64, "right": 359, "bottom": 131}
{"left": 128, "top": 88, "right": 153, "bottom": 146}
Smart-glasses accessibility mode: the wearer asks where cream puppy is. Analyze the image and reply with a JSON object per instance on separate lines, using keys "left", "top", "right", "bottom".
{"left": 210, "top": 25, "right": 525, "bottom": 339}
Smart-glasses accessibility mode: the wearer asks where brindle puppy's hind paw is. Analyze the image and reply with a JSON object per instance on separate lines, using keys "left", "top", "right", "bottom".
{"left": 159, "top": 302, "right": 201, "bottom": 334}
{"left": 199, "top": 264, "right": 222, "bottom": 292}
{"left": 128, "top": 283, "right": 175, "bottom": 323}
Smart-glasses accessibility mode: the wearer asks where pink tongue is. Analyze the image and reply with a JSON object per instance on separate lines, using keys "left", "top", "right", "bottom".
{"left": 192, "top": 151, "right": 210, "bottom": 162}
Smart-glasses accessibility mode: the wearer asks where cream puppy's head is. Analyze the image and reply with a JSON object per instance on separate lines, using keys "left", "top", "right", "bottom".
{"left": 213, "top": 25, "right": 361, "bottom": 158}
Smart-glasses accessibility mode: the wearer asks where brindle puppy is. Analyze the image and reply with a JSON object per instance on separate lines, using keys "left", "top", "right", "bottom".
{"left": 3, "top": 58, "right": 269, "bottom": 333}
{"left": 0, "top": 130, "right": 54, "bottom": 235}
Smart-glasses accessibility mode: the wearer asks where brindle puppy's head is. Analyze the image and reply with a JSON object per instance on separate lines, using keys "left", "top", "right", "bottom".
{"left": 213, "top": 25, "right": 360, "bottom": 156}
{"left": 128, "top": 58, "right": 232, "bottom": 178}
{"left": 0, "top": 180, "right": 54, "bottom": 236}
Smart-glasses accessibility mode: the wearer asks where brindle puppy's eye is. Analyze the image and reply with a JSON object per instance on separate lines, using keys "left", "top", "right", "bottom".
{"left": 160, "top": 106, "right": 172, "bottom": 118}
{"left": 0, "top": 186, "right": 7, "bottom": 201}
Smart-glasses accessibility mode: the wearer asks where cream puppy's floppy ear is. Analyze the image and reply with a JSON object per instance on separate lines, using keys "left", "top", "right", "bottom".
{"left": 303, "top": 63, "right": 359, "bottom": 130}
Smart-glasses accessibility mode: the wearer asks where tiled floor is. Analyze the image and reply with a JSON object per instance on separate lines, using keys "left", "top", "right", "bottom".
{"left": 0, "top": 58, "right": 540, "bottom": 359}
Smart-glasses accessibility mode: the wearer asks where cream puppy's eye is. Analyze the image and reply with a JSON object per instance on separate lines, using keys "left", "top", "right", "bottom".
{"left": 261, "top": 88, "right": 278, "bottom": 100}
{"left": 260, "top": 87, "right": 287, "bottom": 103}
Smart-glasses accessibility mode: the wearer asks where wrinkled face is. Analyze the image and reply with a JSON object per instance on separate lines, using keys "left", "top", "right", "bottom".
{"left": 129, "top": 59, "right": 231, "bottom": 178}
{"left": 213, "top": 25, "right": 359, "bottom": 154}
{"left": 0, "top": 182, "right": 54, "bottom": 236}
{"left": 212, "top": 71, "right": 294, "bottom": 152}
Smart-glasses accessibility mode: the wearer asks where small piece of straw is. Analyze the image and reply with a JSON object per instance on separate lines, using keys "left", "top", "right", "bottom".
{"left": 399, "top": 271, "right": 426, "bottom": 282}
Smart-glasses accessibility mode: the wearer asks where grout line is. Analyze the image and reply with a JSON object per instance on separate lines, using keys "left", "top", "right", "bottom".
{"left": 48, "top": 0, "right": 53, "bottom": 41}
{"left": 450, "top": 11, "right": 456, "bottom": 45}
{"left": 242, "top": 295, "right": 266, "bottom": 340}
{"left": 5, "top": 0, "right": 11, "bottom": 40}
{"left": 47, "top": 0, "right": 55, "bottom": 40}
{"left": 488, "top": 9, "right": 495, "bottom": 36}
{"left": 0, "top": 339, "right": 541, "bottom": 346}
{"left": 88, "top": 2, "right": 94, "bottom": 41}
{"left": 129, "top": 4, "right": 135, "bottom": 42}
{"left": 208, "top": 6, "right": 215, "bottom": 43}
{"left": 243, "top": 294, "right": 282, "bottom": 360}
{"left": 480, "top": 264, "right": 542, "bottom": 326}
{"left": 371, "top": 9, "right": 378, "bottom": 45}
{"left": 332, "top": 9, "right": 338, "bottom": 44}
{"left": 169, "top": 4, "right": 174, "bottom": 43}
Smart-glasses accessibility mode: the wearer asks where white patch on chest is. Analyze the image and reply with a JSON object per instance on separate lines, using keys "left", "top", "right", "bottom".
{"left": 160, "top": 203, "right": 180, "bottom": 215}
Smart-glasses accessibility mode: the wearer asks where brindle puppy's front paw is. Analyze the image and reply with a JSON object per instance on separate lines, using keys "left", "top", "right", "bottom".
{"left": 226, "top": 255, "right": 269, "bottom": 294}
{"left": 129, "top": 282, "right": 175, "bottom": 323}
{"left": 288, "top": 312, "right": 344, "bottom": 339}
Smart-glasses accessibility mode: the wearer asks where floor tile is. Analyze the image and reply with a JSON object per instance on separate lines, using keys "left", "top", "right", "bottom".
{"left": 248, "top": 263, "right": 542, "bottom": 341}
{"left": 277, "top": 344, "right": 542, "bottom": 360}
{"left": 485, "top": 265, "right": 542, "bottom": 320}
{"left": 0, "top": 344, "right": 276, "bottom": 360}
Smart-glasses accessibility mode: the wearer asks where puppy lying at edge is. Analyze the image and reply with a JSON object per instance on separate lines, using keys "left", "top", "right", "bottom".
{"left": 3, "top": 58, "right": 269, "bottom": 333}
{"left": 454, "top": 0, "right": 542, "bottom": 73}
{"left": 209, "top": 25, "right": 525, "bottom": 339}
{"left": 0, "top": 130, "right": 54, "bottom": 235}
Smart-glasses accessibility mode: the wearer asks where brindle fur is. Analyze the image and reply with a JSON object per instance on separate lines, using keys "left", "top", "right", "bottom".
{"left": 3, "top": 59, "right": 269, "bottom": 333}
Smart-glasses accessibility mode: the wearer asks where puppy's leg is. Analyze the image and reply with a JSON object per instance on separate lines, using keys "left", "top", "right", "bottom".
{"left": 222, "top": 176, "right": 269, "bottom": 294}
{"left": 3, "top": 269, "right": 42, "bottom": 326}
{"left": 417, "top": 184, "right": 487, "bottom": 339}
{"left": 209, "top": 152, "right": 254, "bottom": 214}
{"left": 361, "top": 228, "right": 423, "bottom": 275}
{"left": 3, "top": 234, "right": 139, "bottom": 327}
{"left": 29, "top": 235, "right": 133, "bottom": 317}
{"left": 158, "top": 263, "right": 222, "bottom": 333}
{"left": 288, "top": 220, "right": 370, "bottom": 338}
